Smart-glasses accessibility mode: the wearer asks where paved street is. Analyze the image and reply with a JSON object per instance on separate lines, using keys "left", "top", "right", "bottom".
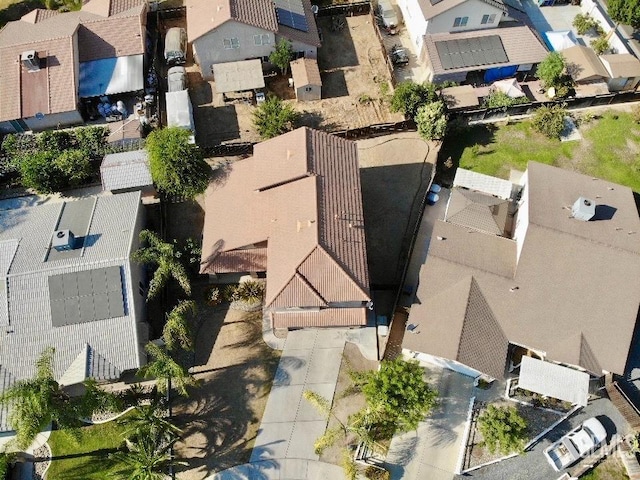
{"left": 386, "top": 367, "right": 475, "bottom": 480}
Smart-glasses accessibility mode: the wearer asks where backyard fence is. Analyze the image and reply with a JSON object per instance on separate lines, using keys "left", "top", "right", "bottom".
{"left": 316, "top": 1, "right": 370, "bottom": 16}
{"left": 370, "top": 10, "right": 398, "bottom": 87}
{"left": 332, "top": 119, "right": 416, "bottom": 140}
{"left": 201, "top": 142, "right": 255, "bottom": 157}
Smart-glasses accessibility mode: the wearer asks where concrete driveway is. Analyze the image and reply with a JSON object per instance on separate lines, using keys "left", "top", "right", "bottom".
{"left": 386, "top": 366, "right": 475, "bottom": 480}
{"left": 455, "top": 397, "right": 631, "bottom": 480}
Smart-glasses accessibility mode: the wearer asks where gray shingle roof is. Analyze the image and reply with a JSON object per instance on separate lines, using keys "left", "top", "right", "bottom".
{"left": 101, "top": 150, "right": 153, "bottom": 192}
{"left": 0, "top": 192, "right": 144, "bottom": 432}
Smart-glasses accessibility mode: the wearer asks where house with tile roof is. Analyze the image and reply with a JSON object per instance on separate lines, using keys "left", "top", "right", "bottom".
{"left": 186, "top": 0, "right": 320, "bottom": 81}
{"left": 200, "top": 127, "right": 371, "bottom": 329}
{"left": 0, "top": 0, "right": 147, "bottom": 133}
{"left": 0, "top": 191, "right": 148, "bottom": 432}
{"left": 403, "top": 163, "right": 640, "bottom": 388}
{"left": 397, "top": 0, "right": 548, "bottom": 83}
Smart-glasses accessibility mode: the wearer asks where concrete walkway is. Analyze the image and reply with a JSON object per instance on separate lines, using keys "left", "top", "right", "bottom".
{"left": 386, "top": 367, "right": 475, "bottom": 480}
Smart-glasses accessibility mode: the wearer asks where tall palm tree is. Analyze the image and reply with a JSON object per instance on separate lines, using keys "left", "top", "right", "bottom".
{"left": 118, "top": 400, "right": 181, "bottom": 442}
{"left": 109, "top": 431, "right": 185, "bottom": 480}
{"left": 162, "top": 300, "right": 196, "bottom": 352}
{"left": 133, "top": 230, "right": 191, "bottom": 300}
{"left": 137, "top": 343, "right": 197, "bottom": 397}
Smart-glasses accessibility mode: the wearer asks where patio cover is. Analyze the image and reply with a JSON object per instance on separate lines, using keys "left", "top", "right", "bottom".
{"left": 518, "top": 356, "right": 589, "bottom": 406}
{"left": 212, "top": 59, "right": 265, "bottom": 93}
{"left": 544, "top": 30, "right": 578, "bottom": 51}
{"left": 492, "top": 78, "right": 526, "bottom": 98}
{"left": 79, "top": 55, "right": 144, "bottom": 98}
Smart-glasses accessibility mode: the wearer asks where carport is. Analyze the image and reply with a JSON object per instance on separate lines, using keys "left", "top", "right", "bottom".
{"left": 518, "top": 356, "right": 590, "bottom": 407}
{"left": 212, "top": 59, "right": 265, "bottom": 99}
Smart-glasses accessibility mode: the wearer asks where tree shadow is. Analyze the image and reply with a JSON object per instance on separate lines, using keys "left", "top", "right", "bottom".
{"left": 317, "top": 16, "right": 359, "bottom": 70}
{"left": 297, "top": 110, "right": 340, "bottom": 131}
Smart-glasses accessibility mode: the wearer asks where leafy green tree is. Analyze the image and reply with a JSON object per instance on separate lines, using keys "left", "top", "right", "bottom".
{"left": 133, "top": 230, "right": 191, "bottom": 300}
{"left": 416, "top": 101, "right": 448, "bottom": 141}
{"left": 357, "top": 358, "right": 438, "bottom": 432}
{"left": 162, "top": 300, "right": 196, "bottom": 352}
{"left": 269, "top": 39, "right": 294, "bottom": 74}
{"left": 531, "top": 105, "right": 568, "bottom": 139}
{"left": 17, "top": 151, "right": 64, "bottom": 194}
{"left": 608, "top": 0, "right": 640, "bottom": 28}
{"left": 590, "top": 36, "right": 610, "bottom": 55}
{"left": 252, "top": 96, "right": 298, "bottom": 139}
{"left": 75, "top": 126, "right": 110, "bottom": 157}
{"left": 145, "top": 127, "right": 210, "bottom": 199}
{"left": 54, "top": 150, "right": 92, "bottom": 187}
{"left": 76, "top": 379, "right": 121, "bottom": 420}
{"left": 483, "top": 91, "right": 529, "bottom": 108}
{"left": 109, "top": 431, "right": 185, "bottom": 480}
{"left": 0, "top": 348, "right": 114, "bottom": 449}
{"left": 478, "top": 405, "right": 528, "bottom": 455}
{"left": 390, "top": 81, "right": 438, "bottom": 118}
{"left": 137, "top": 343, "right": 197, "bottom": 397}
{"left": 37, "top": 130, "right": 73, "bottom": 153}
{"left": 536, "top": 52, "right": 568, "bottom": 90}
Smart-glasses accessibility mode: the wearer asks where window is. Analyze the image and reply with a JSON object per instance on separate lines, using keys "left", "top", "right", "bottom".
{"left": 254, "top": 34, "right": 271, "bottom": 46}
{"left": 481, "top": 14, "right": 496, "bottom": 24}
{"left": 223, "top": 37, "right": 240, "bottom": 49}
{"left": 453, "top": 16, "right": 468, "bottom": 27}
{"left": 305, "top": 86, "right": 312, "bottom": 92}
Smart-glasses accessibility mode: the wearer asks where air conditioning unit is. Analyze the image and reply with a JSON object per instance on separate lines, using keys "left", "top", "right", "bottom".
{"left": 20, "top": 50, "right": 40, "bottom": 72}
{"left": 52, "top": 229, "right": 75, "bottom": 251}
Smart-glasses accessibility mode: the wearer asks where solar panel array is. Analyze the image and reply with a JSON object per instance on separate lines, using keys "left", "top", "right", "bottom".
{"left": 435, "top": 35, "right": 508, "bottom": 70}
{"left": 49, "top": 266, "right": 125, "bottom": 327}
{"left": 275, "top": 0, "right": 308, "bottom": 32}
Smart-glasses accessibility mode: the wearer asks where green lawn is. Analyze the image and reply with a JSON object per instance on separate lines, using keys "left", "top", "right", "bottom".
{"left": 46, "top": 418, "right": 128, "bottom": 480}
{"left": 439, "top": 112, "right": 640, "bottom": 192}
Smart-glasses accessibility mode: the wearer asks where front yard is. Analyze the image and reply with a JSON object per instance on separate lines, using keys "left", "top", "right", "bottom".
{"left": 439, "top": 111, "right": 640, "bottom": 192}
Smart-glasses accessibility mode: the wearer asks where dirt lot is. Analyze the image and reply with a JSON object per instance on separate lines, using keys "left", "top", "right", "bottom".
{"left": 187, "top": 14, "right": 403, "bottom": 146}
{"left": 358, "top": 133, "right": 439, "bottom": 318}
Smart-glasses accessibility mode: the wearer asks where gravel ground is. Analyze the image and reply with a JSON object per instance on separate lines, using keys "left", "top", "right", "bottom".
{"left": 457, "top": 397, "right": 631, "bottom": 480}
{"left": 32, "top": 445, "right": 49, "bottom": 480}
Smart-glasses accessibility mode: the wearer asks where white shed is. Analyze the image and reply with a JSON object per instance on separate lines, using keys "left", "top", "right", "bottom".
{"left": 290, "top": 58, "right": 322, "bottom": 102}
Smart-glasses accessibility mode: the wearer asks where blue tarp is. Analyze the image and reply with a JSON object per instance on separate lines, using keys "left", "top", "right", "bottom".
{"left": 484, "top": 65, "right": 518, "bottom": 83}
{"left": 79, "top": 55, "right": 144, "bottom": 98}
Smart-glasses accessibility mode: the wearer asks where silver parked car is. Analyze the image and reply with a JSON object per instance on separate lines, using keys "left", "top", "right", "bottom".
{"left": 167, "top": 66, "right": 187, "bottom": 92}
{"left": 376, "top": 0, "right": 399, "bottom": 34}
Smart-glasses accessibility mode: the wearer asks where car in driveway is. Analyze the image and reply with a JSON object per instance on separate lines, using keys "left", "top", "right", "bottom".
{"left": 375, "top": 0, "right": 399, "bottom": 34}
{"left": 543, "top": 417, "right": 607, "bottom": 471}
{"left": 167, "top": 66, "right": 187, "bottom": 92}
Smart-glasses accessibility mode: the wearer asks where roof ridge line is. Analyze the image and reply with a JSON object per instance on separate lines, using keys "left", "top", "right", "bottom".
{"left": 294, "top": 270, "right": 328, "bottom": 306}
{"left": 430, "top": 245, "right": 517, "bottom": 279}
{"left": 314, "top": 244, "right": 370, "bottom": 299}
{"left": 264, "top": 244, "right": 318, "bottom": 308}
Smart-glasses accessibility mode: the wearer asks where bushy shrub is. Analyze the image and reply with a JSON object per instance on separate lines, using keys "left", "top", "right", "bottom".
{"left": 390, "top": 81, "right": 438, "bottom": 118}
{"left": 416, "top": 101, "right": 448, "bottom": 140}
{"left": 590, "top": 36, "right": 610, "bottom": 55}
{"left": 53, "top": 150, "right": 92, "bottom": 186}
{"left": 483, "top": 91, "right": 530, "bottom": 108}
{"left": 19, "top": 151, "right": 65, "bottom": 193}
{"left": 573, "top": 13, "right": 603, "bottom": 35}
{"left": 531, "top": 105, "right": 568, "bottom": 139}
{"left": 234, "top": 280, "right": 265, "bottom": 303}
{"left": 478, "top": 405, "right": 528, "bottom": 455}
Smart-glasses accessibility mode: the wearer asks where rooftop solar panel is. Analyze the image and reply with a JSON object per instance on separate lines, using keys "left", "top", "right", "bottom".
{"left": 275, "top": 0, "right": 308, "bottom": 32}
{"left": 435, "top": 35, "right": 508, "bottom": 70}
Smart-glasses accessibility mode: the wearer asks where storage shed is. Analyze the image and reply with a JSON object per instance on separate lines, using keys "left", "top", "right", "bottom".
{"left": 290, "top": 58, "right": 322, "bottom": 102}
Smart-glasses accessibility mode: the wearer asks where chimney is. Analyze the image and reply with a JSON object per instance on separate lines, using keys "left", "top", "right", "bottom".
{"left": 52, "top": 230, "right": 76, "bottom": 251}
{"left": 571, "top": 197, "right": 596, "bottom": 222}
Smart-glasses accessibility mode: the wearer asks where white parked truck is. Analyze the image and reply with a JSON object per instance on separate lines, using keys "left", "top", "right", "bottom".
{"left": 543, "top": 417, "right": 607, "bottom": 472}
{"left": 165, "top": 89, "right": 195, "bottom": 144}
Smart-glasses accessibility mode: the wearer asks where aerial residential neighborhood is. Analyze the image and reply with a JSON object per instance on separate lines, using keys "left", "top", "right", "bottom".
{"left": 0, "top": 0, "right": 639, "bottom": 479}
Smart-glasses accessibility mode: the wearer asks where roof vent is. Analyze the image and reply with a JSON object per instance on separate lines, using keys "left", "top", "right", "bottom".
{"left": 52, "top": 229, "right": 76, "bottom": 251}
{"left": 571, "top": 197, "right": 596, "bottom": 222}
{"left": 21, "top": 50, "right": 40, "bottom": 72}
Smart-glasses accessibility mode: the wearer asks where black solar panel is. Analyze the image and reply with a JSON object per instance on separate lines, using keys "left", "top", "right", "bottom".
{"left": 435, "top": 35, "right": 508, "bottom": 70}
{"left": 275, "top": 0, "right": 308, "bottom": 32}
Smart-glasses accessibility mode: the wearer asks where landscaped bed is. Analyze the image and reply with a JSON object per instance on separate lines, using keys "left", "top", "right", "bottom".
{"left": 438, "top": 110, "right": 640, "bottom": 192}
{"left": 464, "top": 399, "right": 563, "bottom": 471}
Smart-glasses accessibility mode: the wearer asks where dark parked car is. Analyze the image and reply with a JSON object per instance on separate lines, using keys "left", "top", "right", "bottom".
{"left": 390, "top": 45, "right": 409, "bottom": 66}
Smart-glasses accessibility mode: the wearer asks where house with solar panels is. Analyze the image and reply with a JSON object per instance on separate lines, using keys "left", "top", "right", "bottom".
{"left": 396, "top": 0, "right": 548, "bottom": 83}
{"left": 0, "top": 192, "right": 148, "bottom": 432}
{"left": 186, "top": 0, "right": 321, "bottom": 81}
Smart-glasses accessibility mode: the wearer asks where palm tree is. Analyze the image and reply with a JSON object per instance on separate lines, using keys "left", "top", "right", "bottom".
{"left": 133, "top": 230, "right": 191, "bottom": 300}
{"left": 162, "top": 300, "right": 196, "bottom": 352}
{"left": 137, "top": 343, "right": 197, "bottom": 397}
{"left": 109, "top": 431, "right": 185, "bottom": 480}
{"left": 118, "top": 400, "right": 181, "bottom": 442}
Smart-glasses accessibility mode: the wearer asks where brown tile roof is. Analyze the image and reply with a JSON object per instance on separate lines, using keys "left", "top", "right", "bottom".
{"left": 276, "top": 0, "right": 321, "bottom": 47}
{"left": 446, "top": 188, "right": 510, "bottom": 236}
{"left": 563, "top": 45, "right": 609, "bottom": 83}
{"left": 600, "top": 53, "right": 640, "bottom": 78}
{"left": 79, "top": 14, "right": 146, "bottom": 62}
{"left": 207, "top": 248, "right": 268, "bottom": 273}
{"left": 272, "top": 307, "right": 367, "bottom": 328}
{"left": 423, "top": 25, "right": 548, "bottom": 76}
{"left": 200, "top": 127, "right": 370, "bottom": 328}
{"left": 186, "top": 0, "right": 278, "bottom": 42}
{"left": 405, "top": 162, "right": 640, "bottom": 377}
{"left": 417, "top": 0, "right": 506, "bottom": 21}
{"left": 290, "top": 57, "right": 321, "bottom": 86}
{"left": 20, "top": 8, "right": 61, "bottom": 23}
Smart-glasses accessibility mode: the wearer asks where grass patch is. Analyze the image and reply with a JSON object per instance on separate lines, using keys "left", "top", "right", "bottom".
{"left": 439, "top": 112, "right": 640, "bottom": 192}
{"left": 47, "top": 417, "right": 129, "bottom": 479}
{"left": 580, "top": 454, "right": 630, "bottom": 480}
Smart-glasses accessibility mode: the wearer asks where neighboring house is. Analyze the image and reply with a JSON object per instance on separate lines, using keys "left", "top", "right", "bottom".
{"left": 600, "top": 54, "right": 640, "bottom": 91}
{"left": 403, "top": 163, "right": 640, "bottom": 388}
{"left": 100, "top": 150, "right": 156, "bottom": 200}
{"left": 563, "top": 45, "right": 609, "bottom": 84}
{"left": 397, "top": 0, "right": 547, "bottom": 82}
{"left": 186, "top": 0, "right": 321, "bottom": 80}
{"left": 0, "top": 0, "right": 147, "bottom": 133}
{"left": 200, "top": 127, "right": 371, "bottom": 329}
{"left": 0, "top": 192, "right": 148, "bottom": 432}
{"left": 290, "top": 57, "right": 322, "bottom": 101}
